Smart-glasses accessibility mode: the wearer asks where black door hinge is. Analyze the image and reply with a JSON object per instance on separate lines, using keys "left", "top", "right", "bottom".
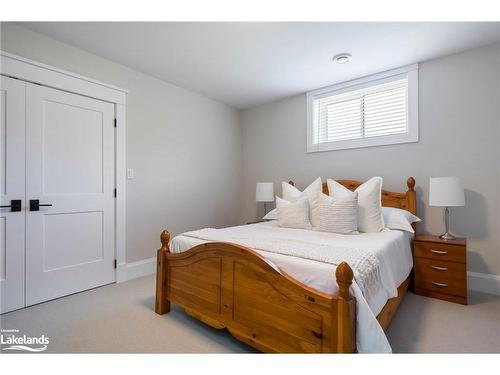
{"left": 114, "top": 259, "right": 117, "bottom": 269}
{"left": 114, "top": 188, "right": 117, "bottom": 198}
{"left": 114, "top": 118, "right": 117, "bottom": 128}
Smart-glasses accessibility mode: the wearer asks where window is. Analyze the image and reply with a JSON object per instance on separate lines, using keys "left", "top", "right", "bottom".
{"left": 307, "top": 64, "right": 418, "bottom": 152}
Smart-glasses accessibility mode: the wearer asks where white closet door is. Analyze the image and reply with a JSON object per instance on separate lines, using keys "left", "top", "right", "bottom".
{"left": 25, "top": 83, "right": 116, "bottom": 306}
{"left": 0, "top": 76, "right": 26, "bottom": 314}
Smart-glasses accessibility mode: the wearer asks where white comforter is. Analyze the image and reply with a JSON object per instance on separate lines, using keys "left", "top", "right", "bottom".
{"left": 170, "top": 221, "right": 413, "bottom": 353}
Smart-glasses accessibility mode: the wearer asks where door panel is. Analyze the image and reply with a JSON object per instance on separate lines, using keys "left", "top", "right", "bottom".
{"left": 0, "top": 76, "right": 26, "bottom": 314}
{"left": 26, "top": 83, "right": 115, "bottom": 306}
{"left": 42, "top": 100, "right": 105, "bottom": 195}
{"left": 43, "top": 211, "right": 104, "bottom": 271}
{"left": 1, "top": 217, "right": 6, "bottom": 280}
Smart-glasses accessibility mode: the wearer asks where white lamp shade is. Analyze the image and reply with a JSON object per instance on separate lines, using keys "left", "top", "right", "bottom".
{"left": 429, "top": 177, "right": 465, "bottom": 207}
{"left": 256, "top": 182, "right": 274, "bottom": 202}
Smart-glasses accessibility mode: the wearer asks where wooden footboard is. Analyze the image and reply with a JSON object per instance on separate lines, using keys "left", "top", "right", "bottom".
{"left": 155, "top": 230, "right": 357, "bottom": 353}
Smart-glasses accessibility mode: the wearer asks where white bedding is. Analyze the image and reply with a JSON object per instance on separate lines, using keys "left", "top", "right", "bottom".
{"left": 170, "top": 221, "right": 413, "bottom": 353}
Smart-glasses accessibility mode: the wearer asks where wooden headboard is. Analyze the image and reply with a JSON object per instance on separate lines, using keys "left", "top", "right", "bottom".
{"left": 289, "top": 177, "right": 416, "bottom": 216}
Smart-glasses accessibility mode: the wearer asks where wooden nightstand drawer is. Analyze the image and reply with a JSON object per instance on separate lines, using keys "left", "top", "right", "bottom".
{"left": 414, "top": 258, "right": 467, "bottom": 297}
{"left": 414, "top": 241, "right": 466, "bottom": 264}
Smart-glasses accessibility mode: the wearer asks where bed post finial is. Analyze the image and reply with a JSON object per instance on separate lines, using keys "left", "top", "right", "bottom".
{"left": 406, "top": 177, "right": 417, "bottom": 217}
{"left": 335, "top": 262, "right": 354, "bottom": 300}
{"left": 407, "top": 177, "right": 415, "bottom": 191}
{"left": 160, "top": 230, "right": 171, "bottom": 251}
{"left": 334, "top": 262, "right": 356, "bottom": 353}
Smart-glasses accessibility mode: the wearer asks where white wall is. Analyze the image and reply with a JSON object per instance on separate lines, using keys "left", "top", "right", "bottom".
{"left": 3, "top": 23, "right": 499, "bottom": 279}
{"left": 1, "top": 23, "right": 242, "bottom": 263}
{"left": 241, "top": 43, "right": 500, "bottom": 276}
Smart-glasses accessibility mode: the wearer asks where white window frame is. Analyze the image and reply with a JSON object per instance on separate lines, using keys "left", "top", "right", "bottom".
{"left": 307, "top": 64, "right": 419, "bottom": 153}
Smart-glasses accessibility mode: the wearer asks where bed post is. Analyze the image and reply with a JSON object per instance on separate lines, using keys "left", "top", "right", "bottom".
{"left": 406, "top": 177, "right": 416, "bottom": 214}
{"left": 406, "top": 177, "right": 417, "bottom": 232}
{"left": 334, "top": 262, "right": 356, "bottom": 353}
{"left": 155, "top": 230, "right": 171, "bottom": 314}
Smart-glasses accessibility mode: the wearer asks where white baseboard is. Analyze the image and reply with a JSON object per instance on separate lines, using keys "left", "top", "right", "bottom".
{"left": 468, "top": 271, "right": 500, "bottom": 296}
{"left": 116, "top": 257, "right": 156, "bottom": 283}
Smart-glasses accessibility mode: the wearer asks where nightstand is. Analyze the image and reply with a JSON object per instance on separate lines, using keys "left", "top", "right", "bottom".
{"left": 413, "top": 235, "right": 467, "bottom": 305}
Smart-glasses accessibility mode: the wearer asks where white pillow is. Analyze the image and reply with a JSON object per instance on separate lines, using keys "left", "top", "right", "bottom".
{"left": 276, "top": 196, "right": 312, "bottom": 230}
{"left": 327, "top": 177, "right": 384, "bottom": 233}
{"left": 282, "top": 177, "right": 322, "bottom": 203}
{"left": 282, "top": 177, "right": 322, "bottom": 225}
{"left": 262, "top": 208, "right": 277, "bottom": 220}
{"left": 382, "top": 207, "right": 421, "bottom": 233}
{"left": 262, "top": 178, "right": 322, "bottom": 221}
{"left": 312, "top": 192, "right": 358, "bottom": 234}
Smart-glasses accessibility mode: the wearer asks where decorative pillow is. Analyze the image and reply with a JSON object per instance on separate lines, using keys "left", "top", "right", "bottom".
{"left": 276, "top": 196, "right": 312, "bottom": 230}
{"left": 282, "top": 177, "right": 322, "bottom": 203}
{"left": 312, "top": 192, "right": 358, "bottom": 234}
{"left": 263, "top": 178, "right": 322, "bottom": 221}
{"left": 327, "top": 177, "right": 384, "bottom": 233}
{"left": 382, "top": 207, "right": 421, "bottom": 233}
{"left": 262, "top": 208, "right": 277, "bottom": 220}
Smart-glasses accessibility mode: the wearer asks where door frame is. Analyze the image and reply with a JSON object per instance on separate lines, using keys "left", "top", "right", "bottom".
{"left": 0, "top": 50, "right": 129, "bottom": 282}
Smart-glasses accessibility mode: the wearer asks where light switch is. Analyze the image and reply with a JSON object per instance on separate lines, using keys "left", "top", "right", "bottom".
{"left": 127, "top": 168, "right": 135, "bottom": 179}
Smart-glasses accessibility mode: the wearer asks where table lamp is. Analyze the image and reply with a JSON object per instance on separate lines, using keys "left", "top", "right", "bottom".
{"left": 429, "top": 177, "right": 465, "bottom": 240}
{"left": 256, "top": 182, "right": 274, "bottom": 216}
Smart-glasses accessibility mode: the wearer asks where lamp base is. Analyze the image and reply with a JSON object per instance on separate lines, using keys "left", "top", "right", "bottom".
{"left": 439, "top": 232, "right": 456, "bottom": 241}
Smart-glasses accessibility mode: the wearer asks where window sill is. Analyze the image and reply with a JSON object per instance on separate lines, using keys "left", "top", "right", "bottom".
{"left": 307, "top": 132, "right": 419, "bottom": 153}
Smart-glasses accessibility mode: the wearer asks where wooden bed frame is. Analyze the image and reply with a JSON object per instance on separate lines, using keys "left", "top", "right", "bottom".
{"left": 155, "top": 177, "right": 416, "bottom": 353}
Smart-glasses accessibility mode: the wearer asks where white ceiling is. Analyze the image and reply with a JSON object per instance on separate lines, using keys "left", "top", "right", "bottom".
{"left": 18, "top": 22, "right": 500, "bottom": 109}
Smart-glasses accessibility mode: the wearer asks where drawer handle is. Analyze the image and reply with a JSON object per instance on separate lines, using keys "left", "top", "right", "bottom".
{"left": 431, "top": 249, "right": 447, "bottom": 255}
{"left": 431, "top": 265, "right": 448, "bottom": 271}
{"left": 432, "top": 281, "right": 448, "bottom": 288}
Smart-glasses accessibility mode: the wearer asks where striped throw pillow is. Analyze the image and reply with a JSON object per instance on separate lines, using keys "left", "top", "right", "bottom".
{"left": 312, "top": 192, "right": 358, "bottom": 234}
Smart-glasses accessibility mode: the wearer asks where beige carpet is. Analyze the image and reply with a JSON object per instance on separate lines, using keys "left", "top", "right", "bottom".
{"left": 1, "top": 274, "right": 499, "bottom": 353}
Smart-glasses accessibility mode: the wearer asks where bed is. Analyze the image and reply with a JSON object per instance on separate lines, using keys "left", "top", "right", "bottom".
{"left": 155, "top": 177, "right": 417, "bottom": 353}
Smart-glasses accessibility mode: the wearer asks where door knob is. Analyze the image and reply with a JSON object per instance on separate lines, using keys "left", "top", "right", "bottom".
{"left": 0, "top": 200, "right": 22, "bottom": 212}
{"left": 29, "top": 199, "right": 53, "bottom": 211}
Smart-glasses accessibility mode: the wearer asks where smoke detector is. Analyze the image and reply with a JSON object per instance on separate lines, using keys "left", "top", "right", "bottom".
{"left": 333, "top": 53, "right": 351, "bottom": 64}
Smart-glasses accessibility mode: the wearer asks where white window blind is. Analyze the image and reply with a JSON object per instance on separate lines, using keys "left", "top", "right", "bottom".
{"left": 307, "top": 65, "right": 418, "bottom": 152}
{"left": 314, "top": 77, "right": 408, "bottom": 144}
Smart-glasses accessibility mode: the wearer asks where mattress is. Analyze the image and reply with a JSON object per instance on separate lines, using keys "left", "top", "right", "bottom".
{"left": 170, "top": 220, "right": 413, "bottom": 353}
